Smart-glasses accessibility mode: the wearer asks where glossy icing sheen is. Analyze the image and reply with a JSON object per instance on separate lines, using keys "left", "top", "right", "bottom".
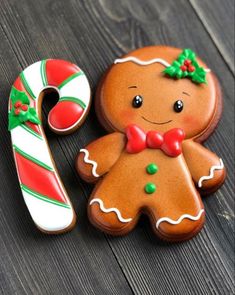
{"left": 114, "top": 56, "right": 210, "bottom": 72}
{"left": 90, "top": 198, "right": 132, "bottom": 223}
{"left": 77, "top": 46, "right": 226, "bottom": 241}
{"left": 198, "top": 158, "right": 224, "bottom": 188}
{"left": 156, "top": 209, "right": 205, "bottom": 229}
{"left": 80, "top": 149, "right": 99, "bottom": 177}
{"left": 9, "top": 59, "right": 91, "bottom": 233}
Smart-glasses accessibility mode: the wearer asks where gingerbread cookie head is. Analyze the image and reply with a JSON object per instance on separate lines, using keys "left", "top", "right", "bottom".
{"left": 96, "top": 46, "right": 221, "bottom": 140}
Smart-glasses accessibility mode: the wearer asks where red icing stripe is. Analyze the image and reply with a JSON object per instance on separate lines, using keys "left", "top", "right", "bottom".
{"left": 48, "top": 101, "right": 84, "bottom": 130}
{"left": 15, "top": 152, "right": 68, "bottom": 205}
{"left": 13, "top": 76, "right": 25, "bottom": 92}
{"left": 12, "top": 77, "right": 35, "bottom": 107}
{"left": 25, "top": 122, "right": 42, "bottom": 135}
{"left": 46, "top": 60, "right": 80, "bottom": 86}
{"left": 9, "top": 77, "right": 26, "bottom": 110}
{"left": 11, "top": 78, "right": 40, "bottom": 135}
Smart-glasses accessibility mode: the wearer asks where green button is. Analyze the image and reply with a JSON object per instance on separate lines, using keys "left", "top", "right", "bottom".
{"left": 145, "top": 183, "right": 156, "bottom": 194}
{"left": 146, "top": 163, "right": 158, "bottom": 175}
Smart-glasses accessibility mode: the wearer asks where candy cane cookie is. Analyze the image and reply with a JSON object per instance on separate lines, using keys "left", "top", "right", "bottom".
{"left": 8, "top": 59, "right": 91, "bottom": 233}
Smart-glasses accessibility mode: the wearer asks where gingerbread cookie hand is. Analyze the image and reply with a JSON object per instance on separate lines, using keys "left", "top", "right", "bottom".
{"left": 78, "top": 46, "right": 226, "bottom": 242}
{"left": 76, "top": 133, "right": 125, "bottom": 183}
{"left": 183, "top": 140, "right": 226, "bottom": 193}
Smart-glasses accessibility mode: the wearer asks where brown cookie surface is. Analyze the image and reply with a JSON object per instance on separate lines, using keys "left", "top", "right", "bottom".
{"left": 77, "top": 46, "right": 226, "bottom": 241}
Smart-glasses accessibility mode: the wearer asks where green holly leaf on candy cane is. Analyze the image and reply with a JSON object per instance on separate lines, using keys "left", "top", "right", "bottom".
{"left": 8, "top": 87, "right": 41, "bottom": 131}
{"left": 10, "top": 87, "right": 30, "bottom": 105}
{"left": 27, "top": 108, "right": 41, "bottom": 124}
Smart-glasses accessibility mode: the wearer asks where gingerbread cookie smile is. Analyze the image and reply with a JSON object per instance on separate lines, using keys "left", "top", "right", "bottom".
{"left": 141, "top": 116, "right": 172, "bottom": 125}
{"left": 77, "top": 46, "right": 226, "bottom": 241}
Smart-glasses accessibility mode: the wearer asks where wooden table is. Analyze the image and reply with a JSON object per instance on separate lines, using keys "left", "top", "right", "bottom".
{"left": 0, "top": 1, "right": 234, "bottom": 294}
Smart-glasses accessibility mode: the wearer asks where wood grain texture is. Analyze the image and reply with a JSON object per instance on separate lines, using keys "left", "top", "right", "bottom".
{"left": 190, "top": 0, "right": 235, "bottom": 74}
{"left": 0, "top": 0, "right": 234, "bottom": 294}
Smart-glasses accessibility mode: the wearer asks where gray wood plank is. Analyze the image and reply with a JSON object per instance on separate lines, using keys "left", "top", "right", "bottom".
{"left": 0, "top": 0, "right": 234, "bottom": 294}
{"left": 190, "top": 0, "right": 235, "bottom": 74}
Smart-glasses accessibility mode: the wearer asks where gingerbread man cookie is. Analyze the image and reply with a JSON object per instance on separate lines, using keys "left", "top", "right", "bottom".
{"left": 76, "top": 46, "right": 226, "bottom": 241}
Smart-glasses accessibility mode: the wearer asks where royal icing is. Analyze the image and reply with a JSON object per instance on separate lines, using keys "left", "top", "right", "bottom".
{"left": 198, "top": 158, "right": 224, "bottom": 188}
{"left": 90, "top": 198, "right": 132, "bottom": 223}
{"left": 8, "top": 59, "right": 91, "bottom": 233}
{"left": 114, "top": 56, "right": 171, "bottom": 67}
{"left": 80, "top": 149, "right": 99, "bottom": 177}
{"left": 126, "top": 124, "right": 185, "bottom": 157}
{"left": 156, "top": 209, "right": 205, "bottom": 229}
{"left": 114, "top": 56, "right": 210, "bottom": 72}
{"left": 114, "top": 52, "right": 211, "bottom": 82}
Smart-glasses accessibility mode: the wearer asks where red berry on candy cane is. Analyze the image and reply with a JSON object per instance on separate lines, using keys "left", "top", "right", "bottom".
{"left": 21, "top": 104, "right": 28, "bottom": 111}
{"left": 14, "top": 101, "right": 22, "bottom": 108}
{"left": 14, "top": 108, "right": 21, "bottom": 115}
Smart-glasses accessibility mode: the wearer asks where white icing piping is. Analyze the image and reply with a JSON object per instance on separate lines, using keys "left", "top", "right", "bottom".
{"left": 114, "top": 56, "right": 211, "bottom": 72}
{"left": 114, "top": 57, "right": 171, "bottom": 67}
{"left": 80, "top": 149, "right": 99, "bottom": 177}
{"left": 90, "top": 198, "right": 133, "bottom": 223}
{"left": 156, "top": 209, "right": 204, "bottom": 229}
{"left": 198, "top": 158, "right": 224, "bottom": 188}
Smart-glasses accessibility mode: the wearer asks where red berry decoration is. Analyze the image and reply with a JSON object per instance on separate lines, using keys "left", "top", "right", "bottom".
{"left": 180, "top": 65, "right": 187, "bottom": 71}
{"left": 188, "top": 65, "right": 195, "bottom": 72}
{"left": 14, "top": 101, "right": 22, "bottom": 108}
{"left": 21, "top": 104, "right": 28, "bottom": 111}
{"left": 184, "top": 59, "right": 191, "bottom": 66}
{"left": 14, "top": 108, "right": 21, "bottom": 116}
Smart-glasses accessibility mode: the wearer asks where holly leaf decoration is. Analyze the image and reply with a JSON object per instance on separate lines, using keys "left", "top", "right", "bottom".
{"left": 8, "top": 112, "right": 21, "bottom": 130}
{"left": 163, "top": 49, "right": 208, "bottom": 84}
{"left": 8, "top": 87, "right": 41, "bottom": 131}
{"left": 10, "top": 87, "right": 30, "bottom": 105}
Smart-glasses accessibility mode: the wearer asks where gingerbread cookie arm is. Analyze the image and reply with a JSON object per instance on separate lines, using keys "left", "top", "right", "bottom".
{"left": 76, "top": 132, "right": 126, "bottom": 183}
{"left": 182, "top": 140, "right": 226, "bottom": 193}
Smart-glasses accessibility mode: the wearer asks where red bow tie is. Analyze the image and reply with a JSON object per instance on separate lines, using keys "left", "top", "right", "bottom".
{"left": 126, "top": 124, "right": 185, "bottom": 157}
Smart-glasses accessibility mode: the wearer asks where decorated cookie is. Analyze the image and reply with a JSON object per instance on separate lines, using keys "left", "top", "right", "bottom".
{"left": 9, "top": 59, "right": 91, "bottom": 233}
{"left": 76, "top": 46, "right": 226, "bottom": 241}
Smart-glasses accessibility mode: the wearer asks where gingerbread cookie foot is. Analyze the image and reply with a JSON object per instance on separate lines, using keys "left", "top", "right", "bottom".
{"left": 154, "top": 209, "right": 205, "bottom": 242}
{"left": 88, "top": 197, "right": 137, "bottom": 235}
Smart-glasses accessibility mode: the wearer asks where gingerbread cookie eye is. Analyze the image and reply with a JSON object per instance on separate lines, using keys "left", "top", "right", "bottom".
{"left": 132, "top": 95, "right": 143, "bottom": 108}
{"left": 173, "top": 100, "right": 184, "bottom": 113}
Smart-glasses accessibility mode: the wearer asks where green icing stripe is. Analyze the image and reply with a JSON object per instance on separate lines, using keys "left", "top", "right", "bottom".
{"left": 20, "top": 72, "right": 36, "bottom": 99}
{"left": 13, "top": 144, "right": 53, "bottom": 171}
{"left": 59, "top": 97, "right": 86, "bottom": 109}
{"left": 40, "top": 60, "right": 48, "bottom": 87}
{"left": 21, "top": 184, "right": 71, "bottom": 209}
{"left": 21, "top": 124, "right": 43, "bottom": 140}
{"left": 58, "top": 71, "right": 84, "bottom": 90}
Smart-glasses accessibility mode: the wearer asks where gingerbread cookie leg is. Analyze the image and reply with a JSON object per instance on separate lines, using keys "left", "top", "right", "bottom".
{"left": 8, "top": 59, "right": 91, "bottom": 233}
{"left": 88, "top": 179, "right": 139, "bottom": 235}
{"left": 145, "top": 187, "right": 205, "bottom": 242}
